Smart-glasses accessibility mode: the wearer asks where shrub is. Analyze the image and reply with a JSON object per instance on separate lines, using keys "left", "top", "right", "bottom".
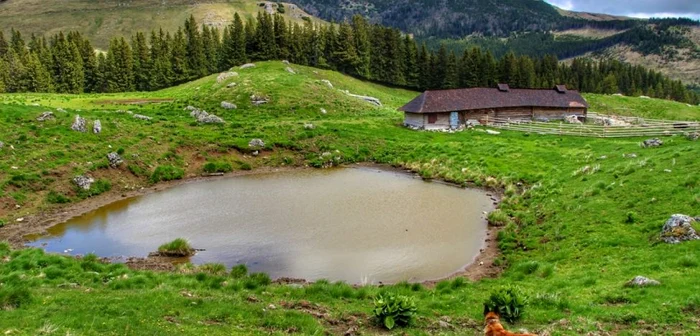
{"left": 76, "top": 179, "right": 112, "bottom": 198}
{"left": 372, "top": 293, "right": 417, "bottom": 330}
{"left": 243, "top": 272, "right": 271, "bottom": 289}
{"left": 157, "top": 238, "right": 194, "bottom": 257}
{"left": 198, "top": 263, "right": 227, "bottom": 275}
{"left": 240, "top": 163, "right": 252, "bottom": 171}
{"left": 116, "top": 148, "right": 125, "bottom": 155}
{"left": 150, "top": 165, "right": 184, "bottom": 183}
{"left": 483, "top": 286, "right": 528, "bottom": 323}
{"left": 46, "top": 191, "right": 71, "bottom": 204}
{"left": 624, "top": 211, "right": 638, "bottom": 224}
{"left": 230, "top": 264, "right": 248, "bottom": 278}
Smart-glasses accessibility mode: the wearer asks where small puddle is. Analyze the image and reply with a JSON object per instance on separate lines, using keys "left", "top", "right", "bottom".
{"left": 27, "top": 168, "right": 494, "bottom": 284}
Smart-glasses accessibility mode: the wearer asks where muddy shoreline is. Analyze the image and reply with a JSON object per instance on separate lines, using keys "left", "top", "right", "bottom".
{"left": 0, "top": 163, "right": 503, "bottom": 285}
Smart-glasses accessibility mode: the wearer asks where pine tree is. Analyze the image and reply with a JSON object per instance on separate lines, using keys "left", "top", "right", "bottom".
{"left": 403, "top": 35, "right": 418, "bottom": 88}
{"left": 417, "top": 43, "right": 431, "bottom": 90}
{"left": 0, "top": 31, "right": 8, "bottom": 59}
{"left": 273, "top": 14, "right": 289, "bottom": 60}
{"left": 51, "top": 33, "right": 84, "bottom": 93}
{"left": 132, "top": 32, "right": 151, "bottom": 91}
{"left": 334, "top": 21, "right": 360, "bottom": 74}
{"left": 201, "top": 25, "right": 220, "bottom": 73}
{"left": 443, "top": 51, "right": 459, "bottom": 89}
{"left": 171, "top": 29, "right": 189, "bottom": 84}
{"left": 351, "top": 15, "right": 371, "bottom": 79}
{"left": 24, "top": 52, "right": 52, "bottom": 92}
{"left": 104, "top": 37, "right": 134, "bottom": 92}
{"left": 184, "top": 15, "right": 207, "bottom": 79}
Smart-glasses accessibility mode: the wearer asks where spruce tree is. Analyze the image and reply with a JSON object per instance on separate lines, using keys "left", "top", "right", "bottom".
{"left": 51, "top": 33, "right": 84, "bottom": 94}
{"left": 351, "top": 15, "right": 371, "bottom": 79}
{"left": 443, "top": 51, "right": 459, "bottom": 89}
{"left": 132, "top": 32, "right": 151, "bottom": 91}
{"left": 24, "top": 52, "right": 52, "bottom": 92}
{"left": 184, "top": 15, "right": 207, "bottom": 79}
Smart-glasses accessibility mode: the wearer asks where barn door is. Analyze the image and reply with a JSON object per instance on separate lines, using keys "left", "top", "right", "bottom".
{"left": 428, "top": 114, "right": 437, "bottom": 124}
{"left": 450, "top": 112, "right": 459, "bottom": 129}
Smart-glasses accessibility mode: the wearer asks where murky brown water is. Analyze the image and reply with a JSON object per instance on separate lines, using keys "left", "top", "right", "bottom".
{"left": 27, "top": 168, "right": 493, "bottom": 284}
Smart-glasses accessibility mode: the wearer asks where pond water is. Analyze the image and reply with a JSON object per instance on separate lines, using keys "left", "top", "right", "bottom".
{"left": 27, "top": 168, "right": 494, "bottom": 284}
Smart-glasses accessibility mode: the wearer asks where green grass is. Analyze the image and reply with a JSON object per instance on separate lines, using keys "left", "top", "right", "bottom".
{"left": 157, "top": 238, "right": 194, "bottom": 257}
{"left": 0, "top": 61, "right": 698, "bottom": 334}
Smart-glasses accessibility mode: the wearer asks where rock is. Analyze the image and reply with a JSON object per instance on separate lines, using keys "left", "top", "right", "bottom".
{"left": 623, "top": 153, "right": 637, "bottom": 158}
{"left": 240, "top": 63, "right": 256, "bottom": 69}
{"left": 565, "top": 115, "right": 582, "bottom": 124}
{"left": 73, "top": 175, "right": 95, "bottom": 190}
{"left": 71, "top": 115, "right": 87, "bottom": 132}
{"left": 625, "top": 276, "right": 661, "bottom": 287}
{"left": 687, "top": 132, "right": 699, "bottom": 141}
{"left": 320, "top": 108, "right": 327, "bottom": 114}
{"left": 0, "top": 141, "right": 3, "bottom": 150}
{"left": 16, "top": 218, "right": 24, "bottom": 222}
{"left": 250, "top": 95, "right": 269, "bottom": 106}
{"left": 249, "top": 139, "right": 265, "bottom": 148}
{"left": 320, "top": 80, "right": 333, "bottom": 88}
{"left": 56, "top": 108, "right": 66, "bottom": 113}
{"left": 190, "top": 108, "right": 225, "bottom": 123}
{"left": 639, "top": 95, "right": 650, "bottom": 99}
{"left": 438, "top": 320, "right": 453, "bottom": 329}
{"left": 612, "top": 93, "right": 624, "bottom": 96}
{"left": 216, "top": 71, "right": 238, "bottom": 83}
{"left": 107, "top": 152, "right": 123, "bottom": 168}
{"left": 641, "top": 138, "right": 663, "bottom": 148}
{"left": 282, "top": 60, "right": 290, "bottom": 65}
{"left": 660, "top": 214, "right": 699, "bottom": 244}
{"left": 220, "top": 101, "right": 237, "bottom": 110}
{"left": 133, "top": 114, "right": 152, "bottom": 121}
{"left": 93, "top": 120, "right": 102, "bottom": 134}
{"left": 285, "top": 66, "right": 296, "bottom": 74}
{"left": 36, "top": 111, "right": 55, "bottom": 121}
{"left": 304, "top": 123, "right": 315, "bottom": 129}
{"left": 344, "top": 91, "right": 381, "bottom": 106}
{"left": 226, "top": 82, "right": 237, "bottom": 88}
{"left": 593, "top": 116, "right": 630, "bottom": 127}
{"left": 486, "top": 130, "right": 500, "bottom": 135}
{"left": 185, "top": 106, "right": 197, "bottom": 111}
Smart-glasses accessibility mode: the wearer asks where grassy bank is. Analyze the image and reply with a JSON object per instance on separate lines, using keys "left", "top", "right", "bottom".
{"left": 0, "top": 61, "right": 699, "bottom": 335}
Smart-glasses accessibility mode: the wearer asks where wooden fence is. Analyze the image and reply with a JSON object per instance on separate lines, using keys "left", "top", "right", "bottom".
{"left": 485, "top": 113, "right": 700, "bottom": 138}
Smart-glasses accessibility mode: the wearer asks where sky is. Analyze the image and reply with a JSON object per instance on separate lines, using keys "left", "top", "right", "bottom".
{"left": 545, "top": 0, "right": 700, "bottom": 20}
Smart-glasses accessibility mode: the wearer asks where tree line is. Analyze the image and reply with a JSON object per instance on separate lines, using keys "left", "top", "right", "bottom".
{"left": 0, "top": 13, "right": 697, "bottom": 104}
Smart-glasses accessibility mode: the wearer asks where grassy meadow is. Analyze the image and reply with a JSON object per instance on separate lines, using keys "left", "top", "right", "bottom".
{"left": 0, "top": 61, "right": 699, "bottom": 335}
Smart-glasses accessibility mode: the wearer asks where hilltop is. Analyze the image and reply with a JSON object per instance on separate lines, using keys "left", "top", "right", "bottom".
{"left": 0, "top": 0, "right": 323, "bottom": 49}
{"left": 0, "top": 62, "right": 699, "bottom": 335}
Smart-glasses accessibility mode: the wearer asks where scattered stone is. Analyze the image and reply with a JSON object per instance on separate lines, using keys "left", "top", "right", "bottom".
{"left": 107, "top": 152, "right": 123, "bottom": 168}
{"left": 249, "top": 139, "right": 265, "bottom": 148}
{"left": 534, "top": 117, "right": 550, "bottom": 122}
{"left": 73, "top": 175, "right": 95, "bottom": 190}
{"left": 0, "top": 141, "right": 3, "bottom": 150}
{"left": 133, "top": 114, "right": 152, "bottom": 121}
{"left": 285, "top": 66, "right": 296, "bottom": 74}
{"left": 438, "top": 320, "right": 453, "bottom": 329}
{"left": 598, "top": 155, "right": 607, "bottom": 160}
{"left": 486, "top": 130, "right": 501, "bottom": 135}
{"left": 282, "top": 60, "right": 290, "bottom": 65}
{"left": 664, "top": 169, "right": 672, "bottom": 173}
{"left": 226, "top": 82, "right": 237, "bottom": 88}
{"left": 612, "top": 93, "right": 624, "bottom": 97}
{"left": 623, "top": 153, "right": 637, "bottom": 158}
{"left": 36, "top": 111, "right": 55, "bottom": 121}
{"left": 252, "top": 150, "right": 259, "bottom": 156}
{"left": 565, "top": 115, "right": 582, "bottom": 124}
{"left": 639, "top": 95, "right": 650, "bottom": 99}
{"left": 56, "top": 108, "right": 67, "bottom": 113}
{"left": 250, "top": 95, "right": 269, "bottom": 106}
{"left": 320, "top": 108, "right": 327, "bottom": 114}
{"left": 240, "top": 63, "right": 256, "bottom": 69}
{"left": 343, "top": 91, "right": 382, "bottom": 106}
{"left": 304, "top": 123, "right": 315, "bottom": 129}
{"left": 625, "top": 276, "right": 661, "bottom": 287}
{"left": 592, "top": 116, "right": 630, "bottom": 127}
{"left": 216, "top": 71, "right": 238, "bottom": 83}
{"left": 687, "top": 132, "right": 699, "bottom": 141}
{"left": 641, "top": 138, "right": 663, "bottom": 148}
{"left": 184, "top": 106, "right": 197, "bottom": 111}
{"left": 320, "top": 80, "right": 333, "bottom": 88}
{"left": 93, "top": 120, "right": 102, "bottom": 134}
{"left": 16, "top": 218, "right": 24, "bottom": 222}
{"left": 660, "top": 214, "right": 699, "bottom": 244}
{"left": 190, "top": 108, "right": 225, "bottom": 124}
{"left": 220, "top": 101, "right": 237, "bottom": 110}
{"left": 71, "top": 115, "right": 87, "bottom": 132}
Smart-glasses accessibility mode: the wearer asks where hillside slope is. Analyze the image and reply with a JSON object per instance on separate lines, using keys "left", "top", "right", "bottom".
{"left": 0, "top": 0, "right": 322, "bottom": 49}
{"left": 0, "top": 62, "right": 699, "bottom": 335}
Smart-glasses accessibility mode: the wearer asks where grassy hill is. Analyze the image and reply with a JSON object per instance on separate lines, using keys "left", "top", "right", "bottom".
{"left": 0, "top": 62, "right": 699, "bottom": 335}
{"left": 0, "top": 0, "right": 323, "bottom": 49}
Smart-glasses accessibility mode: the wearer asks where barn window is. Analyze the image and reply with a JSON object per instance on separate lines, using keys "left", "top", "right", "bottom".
{"left": 428, "top": 114, "right": 437, "bottom": 124}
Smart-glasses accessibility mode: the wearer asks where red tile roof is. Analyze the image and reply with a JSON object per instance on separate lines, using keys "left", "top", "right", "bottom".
{"left": 399, "top": 86, "right": 589, "bottom": 113}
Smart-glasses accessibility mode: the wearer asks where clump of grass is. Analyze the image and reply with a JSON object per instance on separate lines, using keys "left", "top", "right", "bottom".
{"left": 76, "top": 179, "right": 112, "bottom": 199}
{"left": 203, "top": 162, "right": 233, "bottom": 174}
{"left": 150, "top": 165, "right": 184, "bottom": 183}
{"left": 0, "top": 285, "right": 33, "bottom": 309}
{"left": 239, "top": 162, "right": 252, "bottom": 171}
{"left": 197, "top": 263, "right": 227, "bottom": 275}
{"left": 230, "top": 264, "right": 248, "bottom": 278}
{"left": 157, "top": 238, "right": 194, "bottom": 257}
{"left": 487, "top": 210, "right": 511, "bottom": 227}
{"left": 624, "top": 211, "right": 638, "bottom": 224}
{"left": 46, "top": 191, "right": 71, "bottom": 204}
{"left": 516, "top": 261, "right": 540, "bottom": 275}
{"left": 679, "top": 255, "right": 698, "bottom": 268}
{"left": 532, "top": 292, "right": 571, "bottom": 311}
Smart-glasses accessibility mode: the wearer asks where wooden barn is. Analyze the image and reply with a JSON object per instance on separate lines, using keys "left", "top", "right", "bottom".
{"left": 399, "top": 84, "right": 589, "bottom": 130}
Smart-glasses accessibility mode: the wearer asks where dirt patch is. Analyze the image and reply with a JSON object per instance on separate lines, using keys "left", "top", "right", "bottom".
{"left": 280, "top": 300, "right": 367, "bottom": 335}
{"left": 93, "top": 98, "right": 175, "bottom": 105}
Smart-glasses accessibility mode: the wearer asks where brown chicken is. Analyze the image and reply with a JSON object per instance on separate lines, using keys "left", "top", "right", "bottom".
{"left": 484, "top": 311, "right": 537, "bottom": 336}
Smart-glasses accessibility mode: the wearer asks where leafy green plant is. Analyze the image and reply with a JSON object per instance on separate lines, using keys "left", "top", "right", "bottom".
{"left": 372, "top": 293, "right": 417, "bottom": 330}
{"left": 157, "top": 238, "right": 194, "bottom": 257}
{"left": 483, "top": 286, "right": 528, "bottom": 323}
